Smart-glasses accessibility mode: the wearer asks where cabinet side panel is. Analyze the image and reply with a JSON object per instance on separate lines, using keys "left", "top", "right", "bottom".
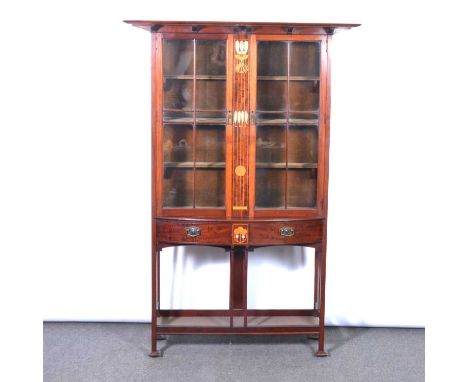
{"left": 320, "top": 36, "right": 331, "bottom": 216}
{"left": 153, "top": 33, "right": 163, "bottom": 216}
{"left": 316, "top": 35, "right": 329, "bottom": 216}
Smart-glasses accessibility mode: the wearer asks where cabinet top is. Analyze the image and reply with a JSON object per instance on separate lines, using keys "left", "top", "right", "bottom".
{"left": 124, "top": 20, "right": 360, "bottom": 35}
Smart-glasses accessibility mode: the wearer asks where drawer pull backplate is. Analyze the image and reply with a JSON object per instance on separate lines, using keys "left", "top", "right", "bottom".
{"left": 186, "top": 226, "right": 201, "bottom": 237}
{"left": 280, "top": 227, "right": 295, "bottom": 237}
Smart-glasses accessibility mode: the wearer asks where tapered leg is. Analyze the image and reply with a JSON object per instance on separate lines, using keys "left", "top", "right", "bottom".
{"left": 155, "top": 242, "right": 166, "bottom": 342}
{"left": 229, "top": 248, "right": 235, "bottom": 328}
{"left": 243, "top": 248, "right": 248, "bottom": 327}
{"left": 306, "top": 245, "right": 320, "bottom": 341}
{"left": 314, "top": 245, "right": 320, "bottom": 311}
{"left": 315, "top": 242, "right": 329, "bottom": 357}
{"left": 149, "top": 239, "right": 162, "bottom": 357}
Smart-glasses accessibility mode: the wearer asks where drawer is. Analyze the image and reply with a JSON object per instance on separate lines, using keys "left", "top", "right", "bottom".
{"left": 249, "top": 221, "right": 323, "bottom": 245}
{"left": 157, "top": 221, "right": 231, "bottom": 245}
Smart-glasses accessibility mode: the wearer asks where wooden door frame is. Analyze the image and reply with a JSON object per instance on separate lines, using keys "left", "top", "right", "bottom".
{"left": 248, "top": 34, "right": 329, "bottom": 219}
{"left": 153, "top": 33, "right": 233, "bottom": 219}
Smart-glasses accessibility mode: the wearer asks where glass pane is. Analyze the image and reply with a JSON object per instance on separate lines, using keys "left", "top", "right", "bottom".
{"left": 287, "top": 169, "right": 317, "bottom": 208}
{"left": 256, "top": 42, "right": 288, "bottom": 119}
{"left": 290, "top": 42, "right": 320, "bottom": 77}
{"left": 163, "top": 79, "right": 193, "bottom": 110}
{"left": 195, "top": 125, "right": 225, "bottom": 163}
{"left": 163, "top": 169, "right": 194, "bottom": 207}
{"left": 287, "top": 125, "right": 318, "bottom": 164}
{"left": 289, "top": 80, "right": 320, "bottom": 111}
{"left": 257, "top": 42, "right": 287, "bottom": 76}
{"left": 195, "top": 125, "right": 225, "bottom": 207}
{"left": 162, "top": 39, "right": 227, "bottom": 210}
{"left": 256, "top": 125, "right": 285, "bottom": 164}
{"left": 255, "top": 40, "right": 321, "bottom": 210}
{"left": 196, "top": 80, "right": 226, "bottom": 110}
{"left": 257, "top": 80, "right": 287, "bottom": 111}
{"left": 163, "top": 40, "right": 194, "bottom": 75}
{"left": 163, "top": 125, "right": 193, "bottom": 163}
{"left": 195, "top": 169, "right": 225, "bottom": 207}
{"left": 255, "top": 169, "right": 285, "bottom": 208}
{"left": 196, "top": 40, "right": 226, "bottom": 76}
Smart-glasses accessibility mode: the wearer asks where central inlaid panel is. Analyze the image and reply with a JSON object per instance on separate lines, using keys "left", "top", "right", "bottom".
{"left": 231, "top": 37, "right": 251, "bottom": 217}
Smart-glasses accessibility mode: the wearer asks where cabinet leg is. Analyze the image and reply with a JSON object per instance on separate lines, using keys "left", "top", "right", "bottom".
{"left": 149, "top": 341, "right": 162, "bottom": 357}
{"left": 230, "top": 247, "right": 248, "bottom": 326}
{"left": 310, "top": 247, "right": 320, "bottom": 340}
{"left": 315, "top": 350, "right": 329, "bottom": 357}
{"left": 314, "top": 247, "right": 319, "bottom": 311}
{"left": 315, "top": 327, "right": 328, "bottom": 356}
{"left": 149, "top": 314, "right": 162, "bottom": 357}
{"left": 314, "top": 242, "right": 329, "bottom": 357}
{"left": 149, "top": 241, "right": 162, "bottom": 357}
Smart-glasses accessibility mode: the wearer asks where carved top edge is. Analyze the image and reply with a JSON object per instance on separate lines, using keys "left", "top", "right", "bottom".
{"left": 124, "top": 20, "right": 360, "bottom": 34}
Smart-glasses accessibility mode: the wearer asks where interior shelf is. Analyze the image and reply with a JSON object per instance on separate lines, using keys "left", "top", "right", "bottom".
{"left": 164, "top": 118, "right": 226, "bottom": 124}
{"left": 257, "top": 119, "right": 319, "bottom": 125}
{"left": 164, "top": 162, "right": 226, "bottom": 168}
{"left": 256, "top": 110, "right": 319, "bottom": 114}
{"left": 164, "top": 75, "right": 226, "bottom": 80}
{"left": 257, "top": 76, "right": 320, "bottom": 81}
{"left": 164, "top": 118, "right": 318, "bottom": 124}
{"left": 165, "top": 162, "right": 317, "bottom": 170}
{"left": 256, "top": 162, "right": 318, "bottom": 169}
{"left": 164, "top": 108, "right": 226, "bottom": 112}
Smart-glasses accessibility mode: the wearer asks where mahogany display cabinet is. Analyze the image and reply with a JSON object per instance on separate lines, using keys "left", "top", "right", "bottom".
{"left": 125, "top": 20, "right": 359, "bottom": 357}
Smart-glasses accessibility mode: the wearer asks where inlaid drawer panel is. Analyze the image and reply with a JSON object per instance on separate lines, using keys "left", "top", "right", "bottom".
{"left": 157, "top": 221, "right": 231, "bottom": 245}
{"left": 249, "top": 221, "right": 323, "bottom": 245}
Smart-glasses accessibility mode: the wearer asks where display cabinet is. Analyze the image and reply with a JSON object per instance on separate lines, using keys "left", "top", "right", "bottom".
{"left": 125, "top": 20, "right": 359, "bottom": 357}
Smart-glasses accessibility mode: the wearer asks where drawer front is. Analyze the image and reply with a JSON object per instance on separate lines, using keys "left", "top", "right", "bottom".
{"left": 157, "top": 221, "right": 231, "bottom": 245}
{"left": 249, "top": 221, "right": 323, "bottom": 245}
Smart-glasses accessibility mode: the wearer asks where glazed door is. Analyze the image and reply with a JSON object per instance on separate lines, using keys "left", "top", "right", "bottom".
{"left": 251, "top": 35, "right": 327, "bottom": 215}
{"left": 159, "top": 36, "right": 230, "bottom": 214}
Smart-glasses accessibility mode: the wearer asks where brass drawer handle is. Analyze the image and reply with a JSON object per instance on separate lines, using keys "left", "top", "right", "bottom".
{"left": 280, "top": 227, "right": 294, "bottom": 237}
{"left": 186, "top": 226, "right": 201, "bottom": 237}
